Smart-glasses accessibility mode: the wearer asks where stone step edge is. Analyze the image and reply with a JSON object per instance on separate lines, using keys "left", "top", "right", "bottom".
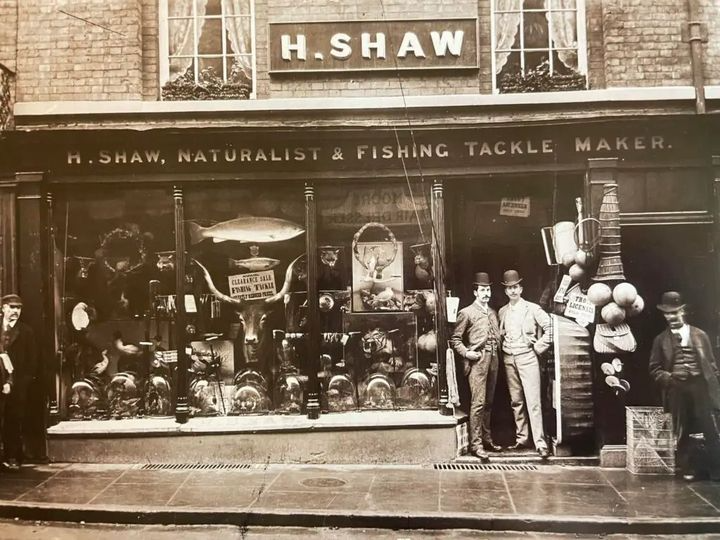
{"left": 0, "top": 501, "right": 717, "bottom": 535}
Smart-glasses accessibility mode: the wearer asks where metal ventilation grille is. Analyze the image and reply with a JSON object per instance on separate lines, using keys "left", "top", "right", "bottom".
{"left": 139, "top": 463, "right": 253, "bottom": 471}
{"left": 433, "top": 463, "right": 538, "bottom": 471}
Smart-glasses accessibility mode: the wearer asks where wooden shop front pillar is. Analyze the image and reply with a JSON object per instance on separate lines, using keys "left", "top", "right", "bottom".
{"left": 431, "top": 181, "right": 451, "bottom": 415}
{"left": 304, "top": 182, "right": 320, "bottom": 420}
{"left": 712, "top": 156, "right": 720, "bottom": 348}
{"left": 16, "top": 172, "right": 49, "bottom": 460}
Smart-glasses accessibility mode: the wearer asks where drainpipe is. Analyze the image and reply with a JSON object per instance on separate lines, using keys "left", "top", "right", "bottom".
{"left": 684, "top": 0, "right": 707, "bottom": 114}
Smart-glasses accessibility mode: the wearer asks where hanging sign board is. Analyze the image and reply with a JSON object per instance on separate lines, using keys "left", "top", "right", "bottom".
{"left": 500, "top": 197, "right": 531, "bottom": 218}
{"left": 564, "top": 292, "right": 596, "bottom": 325}
{"left": 228, "top": 271, "right": 277, "bottom": 301}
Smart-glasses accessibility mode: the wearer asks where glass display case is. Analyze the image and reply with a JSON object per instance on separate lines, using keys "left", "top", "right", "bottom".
{"left": 54, "top": 187, "right": 176, "bottom": 420}
{"left": 52, "top": 179, "right": 440, "bottom": 422}
{"left": 317, "top": 182, "right": 438, "bottom": 411}
{"left": 184, "top": 184, "right": 307, "bottom": 416}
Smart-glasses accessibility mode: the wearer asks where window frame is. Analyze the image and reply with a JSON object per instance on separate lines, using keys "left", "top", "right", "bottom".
{"left": 158, "top": 0, "right": 257, "bottom": 100}
{"left": 490, "top": 0, "right": 588, "bottom": 94}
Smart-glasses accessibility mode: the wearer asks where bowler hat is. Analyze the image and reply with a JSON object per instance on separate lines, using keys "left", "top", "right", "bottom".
{"left": 472, "top": 272, "right": 492, "bottom": 286}
{"left": 501, "top": 270, "right": 523, "bottom": 287}
{"left": 1, "top": 294, "right": 22, "bottom": 306}
{"left": 656, "top": 291, "right": 686, "bottom": 313}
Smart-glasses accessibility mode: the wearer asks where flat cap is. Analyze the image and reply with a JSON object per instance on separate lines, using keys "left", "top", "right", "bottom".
{"left": 1, "top": 294, "right": 23, "bottom": 306}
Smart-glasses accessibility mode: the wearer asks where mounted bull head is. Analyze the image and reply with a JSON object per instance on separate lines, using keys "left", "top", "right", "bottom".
{"left": 193, "top": 256, "right": 303, "bottom": 364}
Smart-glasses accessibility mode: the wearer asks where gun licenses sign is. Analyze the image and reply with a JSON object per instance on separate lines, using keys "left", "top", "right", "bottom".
{"left": 269, "top": 19, "right": 478, "bottom": 72}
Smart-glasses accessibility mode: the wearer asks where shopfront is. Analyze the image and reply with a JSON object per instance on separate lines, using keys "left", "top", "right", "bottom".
{"left": 4, "top": 115, "right": 715, "bottom": 462}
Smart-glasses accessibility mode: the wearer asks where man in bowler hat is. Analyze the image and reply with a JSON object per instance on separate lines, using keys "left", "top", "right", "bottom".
{"left": 450, "top": 272, "right": 501, "bottom": 460}
{"left": 649, "top": 291, "right": 720, "bottom": 481}
{"left": 499, "top": 270, "right": 552, "bottom": 459}
{"left": 0, "top": 294, "right": 38, "bottom": 471}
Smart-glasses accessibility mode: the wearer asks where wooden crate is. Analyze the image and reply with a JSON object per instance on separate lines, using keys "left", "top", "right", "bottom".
{"left": 626, "top": 406, "right": 675, "bottom": 475}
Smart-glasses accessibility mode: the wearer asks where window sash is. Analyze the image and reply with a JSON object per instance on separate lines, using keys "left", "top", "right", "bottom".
{"left": 491, "top": 0, "right": 587, "bottom": 93}
{"left": 159, "top": 0, "right": 256, "bottom": 99}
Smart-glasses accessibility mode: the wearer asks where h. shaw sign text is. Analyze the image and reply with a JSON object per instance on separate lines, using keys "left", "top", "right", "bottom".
{"left": 269, "top": 19, "right": 478, "bottom": 72}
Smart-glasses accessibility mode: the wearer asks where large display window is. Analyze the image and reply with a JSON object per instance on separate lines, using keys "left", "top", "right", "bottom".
{"left": 51, "top": 179, "right": 444, "bottom": 423}
{"left": 316, "top": 182, "right": 438, "bottom": 412}
{"left": 54, "top": 187, "right": 176, "bottom": 420}
{"left": 184, "top": 184, "right": 307, "bottom": 417}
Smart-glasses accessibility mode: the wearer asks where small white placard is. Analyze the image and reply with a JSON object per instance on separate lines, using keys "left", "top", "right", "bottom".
{"left": 500, "top": 197, "right": 531, "bottom": 218}
{"left": 184, "top": 294, "right": 197, "bottom": 313}
{"left": 446, "top": 296, "right": 460, "bottom": 323}
{"left": 228, "top": 270, "right": 277, "bottom": 301}
{"left": 553, "top": 275, "right": 573, "bottom": 304}
{"left": 564, "top": 292, "right": 596, "bottom": 325}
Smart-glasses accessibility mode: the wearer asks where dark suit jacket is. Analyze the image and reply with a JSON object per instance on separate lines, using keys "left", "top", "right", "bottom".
{"left": 649, "top": 326, "right": 720, "bottom": 411}
{"left": 0, "top": 320, "right": 38, "bottom": 402}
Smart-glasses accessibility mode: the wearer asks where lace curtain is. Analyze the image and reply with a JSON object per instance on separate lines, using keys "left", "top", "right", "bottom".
{"left": 494, "top": 0, "right": 523, "bottom": 74}
{"left": 222, "top": 0, "right": 253, "bottom": 81}
{"left": 495, "top": 0, "right": 579, "bottom": 74}
{"left": 546, "top": 0, "right": 578, "bottom": 71}
{"left": 168, "top": 0, "right": 208, "bottom": 82}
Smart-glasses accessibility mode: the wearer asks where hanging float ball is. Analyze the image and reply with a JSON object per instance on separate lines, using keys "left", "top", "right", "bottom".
{"left": 626, "top": 294, "right": 645, "bottom": 317}
{"left": 574, "top": 249, "right": 590, "bottom": 267}
{"left": 612, "top": 282, "right": 638, "bottom": 307}
{"left": 568, "top": 263, "right": 586, "bottom": 282}
{"left": 601, "top": 302, "right": 627, "bottom": 325}
{"left": 587, "top": 283, "right": 613, "bottom": 307}
{"left": 561, "top": 252, "right": 576, "bottom": 267}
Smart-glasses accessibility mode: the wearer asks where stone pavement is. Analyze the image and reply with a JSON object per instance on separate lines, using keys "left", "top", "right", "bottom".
{"left": 0, "top": 463, "right": 719, "bottom": 535}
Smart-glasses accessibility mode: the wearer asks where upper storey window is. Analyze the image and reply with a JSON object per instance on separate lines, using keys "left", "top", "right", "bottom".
{"left": 492, "top": 0, "right": 587, "bottom": 93}
{"left": 160, "top": 0, "right": 255, "bottom": 100}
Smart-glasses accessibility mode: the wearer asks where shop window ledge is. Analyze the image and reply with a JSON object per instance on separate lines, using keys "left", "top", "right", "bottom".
{"left": 47, "top": 409, "right": 459, "bottom": 438}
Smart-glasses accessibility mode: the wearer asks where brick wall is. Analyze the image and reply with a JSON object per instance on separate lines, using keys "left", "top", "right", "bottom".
{"left": 12, "top": 0, "right": 720, "bottom": 102}
{"left": 601, "top": 0, "right": 692, "bottom": 87}
{"left": 0, "top": 0, "right": 18, "bottom": 72}
{"left": 16, "top": 0, "right": 143, "bottom": 101}
{"left": 699, "top": 0, "right": 720, "bottom": 85}
{"left": 141, "top": 0, "right": 158, "bottom": 99}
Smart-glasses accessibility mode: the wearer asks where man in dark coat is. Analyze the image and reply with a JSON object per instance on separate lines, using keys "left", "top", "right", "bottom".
{"left": 649, "top": 291, "right": 720, "bottom": 481}
{"left": 0, "top": 294, "right": 38, "bottom": 471}
{"left": 450, "top": 272, "right": 501, "bottom": 460}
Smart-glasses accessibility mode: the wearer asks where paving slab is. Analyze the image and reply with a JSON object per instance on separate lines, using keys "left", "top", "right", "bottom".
{"left": 0, "top": 463, "right": 718, "bottom": 534}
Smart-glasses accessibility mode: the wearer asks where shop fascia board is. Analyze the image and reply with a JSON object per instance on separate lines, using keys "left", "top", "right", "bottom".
{"left": 12, "top": 86, "right": 701, "bottom": 131}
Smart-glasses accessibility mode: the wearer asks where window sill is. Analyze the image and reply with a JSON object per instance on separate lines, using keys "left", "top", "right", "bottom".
{"left": 14, "top": 86, "right": 698, "bottom": 119}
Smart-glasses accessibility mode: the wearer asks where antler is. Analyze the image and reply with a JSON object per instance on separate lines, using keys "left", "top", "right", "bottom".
{"left": 265, "top": 254, "right": 304, "bottom": 304}
{"left": 193, "top": 259, "right": 243, "bottom": 307}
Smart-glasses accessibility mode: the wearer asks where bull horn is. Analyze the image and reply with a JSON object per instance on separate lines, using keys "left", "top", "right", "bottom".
{"left": 193, "top": 259, "right": 243, "bottom": 306}
{"left": 266, "top": 254, "right": 304, "bottom": 304}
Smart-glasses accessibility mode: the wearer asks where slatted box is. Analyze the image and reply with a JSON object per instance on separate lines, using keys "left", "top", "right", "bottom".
{"left": 626, "top": 406, "right": 675, "bottom": 475}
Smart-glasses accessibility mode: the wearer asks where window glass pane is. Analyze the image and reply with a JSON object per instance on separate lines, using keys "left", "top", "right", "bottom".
{"left": 170, "top": 57, "right": 194, "bottom": 82}
{"left": 525, "top": 0, "right": 545, "bottom": 9}
{"left": 496, "top": 50, "right": 520, "bottom": 76}
{"left": 56, "top": 187, "right": 175, "bottom": 420}
{"left": 198, "top": 18, "right": 222, "bottom": 54}
{"left": 198, "top": 56, "right": 224, "bottom": 80}
{"left": 205, "top": 0, "right": 222, "bottom": 16}
{"left": 549, "top": 0, "right": 577, "bottom": 8}
{"left": 494, "top": 13, "right": 522, "bottom": 51}
{"left": 524, "top": 50, "right": 550, "bottom": 73}
{"left": 184, "top": 185, "right": 306, "bottom": 416}
{"left": 317, "top": 181, "right": 436, "bottom": 411}
{"left": 523, "top": 10, "right": 549, "bottom": 49}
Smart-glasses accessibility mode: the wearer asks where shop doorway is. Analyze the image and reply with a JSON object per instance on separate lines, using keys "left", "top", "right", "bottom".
{"left": 448, "top": 174, "right": 584, "bottom": 447}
